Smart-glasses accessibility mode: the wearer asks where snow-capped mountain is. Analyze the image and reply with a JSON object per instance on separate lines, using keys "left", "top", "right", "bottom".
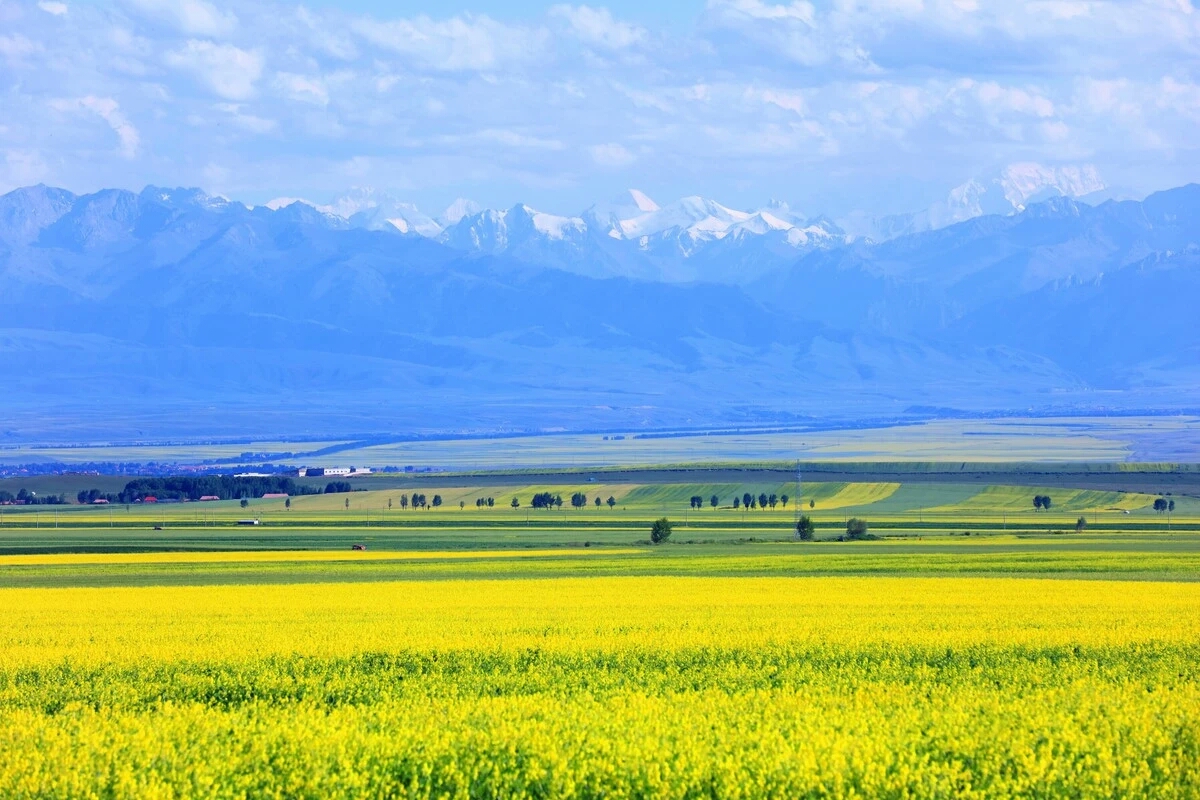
{"left": 840, "top": 163, "right": 1111, "bottom": 242}
{"left": 258, "top": 163, "right": 1112, "bottom": 279}
{"left": 3, "top": 180, "right": 1198, "bottom": 437}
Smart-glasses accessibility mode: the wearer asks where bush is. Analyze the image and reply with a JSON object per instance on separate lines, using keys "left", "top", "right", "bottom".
{"left": 844, "top": 518, "right": 869, "bottom": 541}
{"left": 650, "top": 517, "right": 673, "bottom": 544}
{"left": 795, "top": 515, "right": 815, "bottom": 541}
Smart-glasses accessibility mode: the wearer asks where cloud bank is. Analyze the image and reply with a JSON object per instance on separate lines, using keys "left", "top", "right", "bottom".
{"left": 2, "top": 0, "right": 1198, "bottom": 214}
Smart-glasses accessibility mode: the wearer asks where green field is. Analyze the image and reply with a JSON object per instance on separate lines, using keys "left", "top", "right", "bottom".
{"left": 3, "top": 462, "right": 1200, "bottom": 796}
{"left": 4, "top": 415, "right": 1199, "bottom": 468}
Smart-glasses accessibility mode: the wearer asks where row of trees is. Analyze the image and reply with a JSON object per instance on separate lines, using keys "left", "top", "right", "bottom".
{"left": 1033, "top": 495, "right": 1054, "bottom": 511}
{"left": 0, "top": 489, "right": 67, "bottom": 505}
{"left": 687, "top": 493, "right": 799, "bottom": 510}
{"left": 513, "top": 493, "right": 619, "bottom": 509}
{"left": 118, "top": 476, "right": 321, "bottom": 503}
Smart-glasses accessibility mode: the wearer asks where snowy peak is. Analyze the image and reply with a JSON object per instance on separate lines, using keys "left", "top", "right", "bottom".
{"left": 628, "top": 189, "right": 659, "bottom": 213}
{"left": 998, "top": 163, "right": 1104, "bottom": 209}
{"left": 439, "top": 204, "right": 586, "bottom": 253}
{"left": 841, "top": 162, "right": 1108, "bottom": 243}
{"left": 620, "top": 196, "right": 751, "bottom": 240}
{"left": 441, "top": 198, "right": 482, "bottom": 227}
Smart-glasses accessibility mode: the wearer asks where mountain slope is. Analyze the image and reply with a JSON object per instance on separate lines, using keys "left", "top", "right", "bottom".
{"left": 0, "top": 182, "right": 1196, "bottom": 439}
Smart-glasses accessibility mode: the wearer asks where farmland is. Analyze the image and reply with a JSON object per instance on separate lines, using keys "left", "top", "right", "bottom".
{"left": 1, "top": 559, "right": 1199, "bottom": 796}
{"left": 2, "top": 463, "right": 1199, "bottom": 797}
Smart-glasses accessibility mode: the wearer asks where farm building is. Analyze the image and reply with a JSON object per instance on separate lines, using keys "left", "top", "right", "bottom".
{"left": 300, "top": 467, "right": 371, "bottom": 477}
{"left": 262, "top": 493, "right": 289, "bottom": 499}
{"left": 199, "top": 495, "right": 220, "bottom": 502}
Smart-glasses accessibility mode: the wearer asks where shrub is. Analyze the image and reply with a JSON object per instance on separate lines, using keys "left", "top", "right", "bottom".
{"left": 845, "top": 518, "right": 869, "bottom": 541}
{"left": 795, "top": 515, "right": 815, "bottom": 541}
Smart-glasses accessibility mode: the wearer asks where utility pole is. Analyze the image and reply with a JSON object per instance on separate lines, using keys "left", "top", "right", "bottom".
{"left": 793, "top": 461, "right": 803, "bottom": 541}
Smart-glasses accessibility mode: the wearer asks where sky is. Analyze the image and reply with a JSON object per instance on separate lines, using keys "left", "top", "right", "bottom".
{"left": 2, "top": 0, "right": 1199, "bottom": 217}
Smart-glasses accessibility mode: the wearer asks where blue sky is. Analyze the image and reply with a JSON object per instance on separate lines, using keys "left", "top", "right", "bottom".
{"left": 3, "top": 0, "right": 1199, "bottom": 217}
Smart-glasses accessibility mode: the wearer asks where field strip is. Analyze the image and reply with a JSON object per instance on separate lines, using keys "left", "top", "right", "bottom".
{"left": 0, "top": 548, "right": 645, "bottom": 567}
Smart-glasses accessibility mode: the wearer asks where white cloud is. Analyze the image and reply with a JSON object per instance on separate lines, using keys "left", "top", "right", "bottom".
{"left": 711, "top": 0, "right": 817, "bottom": 23}
{"left": 976, "top": 82, "right": 1055, "bottom": 117}
{"left": 352, "top": 13, "right": 544, "bottom": 71}
{"left": 275, "top": 72, "right": 329, "bottom": 106}
{"left": 214, "top": 103, "right": 277, "bottom": 133}
{"left": 0, "top": 34, "right": 42, "bottom": 61}
{"left": 550, "top": 5, "right": 646, "bottom": 49}
{"left": 124, "top": 0, "right": 236, "bottom": 37}
{"left": 49, "top": 96, "right": 140, "bottom": 158}
{"left": 759, "top": 88, "right": 806, "bottom": 115}
{"left": 37, "top": 2, "right": 68, "bottom": 16}
{"left": 166, "top": 40, "right": 263, "bottom": 100}
{"left": 589, "top": 142, "right": 635, "bottom": 166}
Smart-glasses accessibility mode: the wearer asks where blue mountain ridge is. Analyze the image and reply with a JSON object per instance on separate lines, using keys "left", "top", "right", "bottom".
{"left": 0, "top": 183, "right": 1196, "bottom": 440}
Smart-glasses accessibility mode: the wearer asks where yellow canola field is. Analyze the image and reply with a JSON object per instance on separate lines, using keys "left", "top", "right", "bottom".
{"left": 1, "top": 576, "right": 1199, "bottom": 666}
{"left": 1, "top": 576, "right": 1199, "bottom": 797}
{"left": 815, "top": 481, "right": 901, "bottom": 509}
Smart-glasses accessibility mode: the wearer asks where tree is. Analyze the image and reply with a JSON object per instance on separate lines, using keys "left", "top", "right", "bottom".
{"left": 511, "top": 497, "right": 520, "bottom": 508}
{"left": 650, "top": 517, "right": 673, "bottom": 544}
{"left": 844, "top": 518, "right": 869, "bottom": 541}
{"left": 595, "top": 497, "right": 602, "bottom": 508}
{"left": 710, "top": 495, "right": 719, "bottom": 509}
{"left": 344, "top": 497, "right": 350, "bottom": 510}
{"left": 768, "top": 493, "right": 778, "bottom": 509}
{"left": 554, "top": 495, "right": 563, "bottom": 509}
{"left": 387, "top": 498, "right": 392, "bottom": 511}
{"left": 795, "top": 515, "right": 815, "bottom": 541}
{"left": 1042, "top": 495, "right": 1052, "bottom": 511}
{"left": 285, "top": 498, "right": 291, "bottom": 510}
{"left": 240, "top": 498, "right": 249, "bottom": 509}
{"left": 400, "top": 495, "right": 408, "bottom": 510}
{"left": 1169, "top": 500, "right": 1175, "bottom": 513}
{"left": 1075, "top": 516, "right": 1088, "bottom": 533}
{"left": 1033, "top": 495, "right": 1044, "bottom": 511}
{"left": 758, "top": 493, "right": 768, "bottom": 510}
{"left": 743, "top": 492, "right": 753, "bottom": 509}
{"left": 780, "top": 495, "right": 789, "bottom": 508}
{"left": 487, "top": 497, "right": 495, "bottom": 508}
{"left": 459, "top": 500, "right": 465, "bottom": 510}
{"left": 690, "top": 495, "right": 704, "bottom": 509}
{"left": 432, "top": 495, "right": 442, "bottom": 508}
{"left": 733, "top": 497, "right": 740, "bottom": 510}
{"left": 607, "top": 496, "right": 616, "bottom": 509}
{"left": 571, "top": 492, "right": 588, "bottom": 509}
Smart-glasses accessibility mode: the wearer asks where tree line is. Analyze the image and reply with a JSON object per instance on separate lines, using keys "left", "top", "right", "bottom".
{"left": 0, "top": 489, "right": 68, "bottom": 505}
{"left": 112, "top": 476, "right": 322, "bottom": 503}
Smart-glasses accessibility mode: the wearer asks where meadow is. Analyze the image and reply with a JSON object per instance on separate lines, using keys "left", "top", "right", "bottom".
{"left": 5, "top": 416, "right": 1199, "bottom": 469}
{"left": 1, "top": 559, "right": 1199, "bottom": 797}
{"left": 2, "top": 467, "right": 1199, "bottom": 797}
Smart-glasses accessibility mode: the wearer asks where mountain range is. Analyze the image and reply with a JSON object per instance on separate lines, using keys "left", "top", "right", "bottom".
{"left": 0, "top": 171, "right": 1196, "bottom": 442}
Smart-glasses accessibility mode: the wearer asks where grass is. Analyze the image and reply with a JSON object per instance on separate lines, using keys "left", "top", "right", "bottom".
{"left": 7, "top": 416, "right": 1200, "bottom": 468}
